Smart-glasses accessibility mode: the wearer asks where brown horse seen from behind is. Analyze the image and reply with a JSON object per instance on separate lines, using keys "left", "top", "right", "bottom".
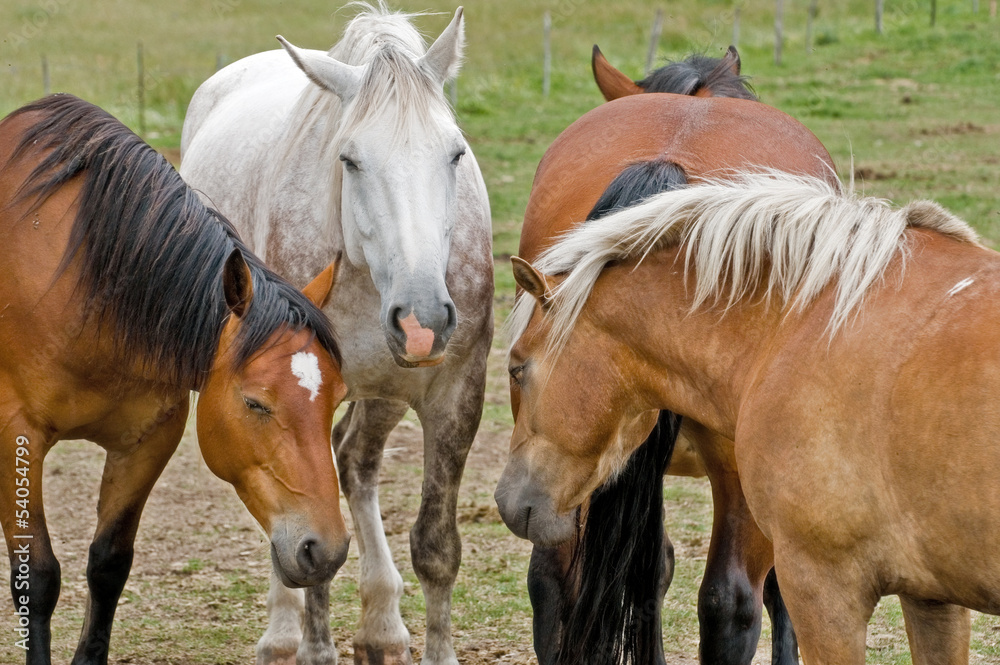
{"left": 515, "top": 47, "right": 837, "bottom": 665}
{"left": 0, "top": 95, "right": 350, "bottom": 665}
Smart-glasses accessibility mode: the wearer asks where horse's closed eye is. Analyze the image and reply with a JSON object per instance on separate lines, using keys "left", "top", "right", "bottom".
{"left": 243, "top": 396, "right": 272, "bottom": 416}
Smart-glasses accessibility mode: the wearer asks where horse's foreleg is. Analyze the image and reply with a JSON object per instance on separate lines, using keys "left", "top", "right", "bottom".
{"left": 692, "top": 425, "right": 773, "bottom": 665}
{"left": 900, "top": 596, "right": 970, "bottom": 665}
{"left": 72, "top": 397, "right": 187, "bottom": 665}
{"left": 1, "top": 419, "right": 59, "bottom": 665}
{"left": 762, "top": 568, "right": 799, "bottom": 665}
{"left": 296, "top": 581, "right": 338, "bottom": 665}
{"left": 526, "top": 541, "right": 578, "bottom": 665}
{"left": 771, "top": 546, "right": 876, "bottom": 665}
{"left": 411, "top": 365, "right": 486, "bottom": 665}
{"left": 335, "top": 399, "right": 410, "bottom": 665}
{"left": 256, "top": 570, "right": 305, "bottom": 665}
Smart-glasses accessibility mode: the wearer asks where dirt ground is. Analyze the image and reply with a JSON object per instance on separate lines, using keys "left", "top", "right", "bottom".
{"left": 0, "top": 406, "right": 545, "bottom": 665}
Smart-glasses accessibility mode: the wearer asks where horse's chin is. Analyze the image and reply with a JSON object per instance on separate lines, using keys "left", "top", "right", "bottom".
{"left": 270, "top": 543, "right": 307, "bottom": 589}
{"left": 390, "top": 351, "right": 446, "bottom": 368}
{"left": 495, "top": 462, "right": 578, "bottom": 547}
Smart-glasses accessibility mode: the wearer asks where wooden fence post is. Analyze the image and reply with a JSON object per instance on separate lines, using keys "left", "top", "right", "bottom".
{"left": 807, "top": 0, "right": 819, "bottom": 51}
{"left": 542, "top": 11, "right": 551, "bottom": 98}
{"left": 646, "top": 8, "right": 664, "bottom": 74}
{"left": 137, "top": 41, "right": 145, "bottom": 138}
{"left": 42, "top": 55, "right": 50, "bottom": 95}
{"left": 733, "top": 6, "right": 741, "bottom": 48}
{"left": 876, "top": 0, "right": 884, "bottom": 34}
{"left": 774, "top": 0, "right": 784, "bottom": 65}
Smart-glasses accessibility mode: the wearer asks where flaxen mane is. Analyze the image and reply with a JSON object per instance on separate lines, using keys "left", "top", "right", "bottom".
{"left": 508, "top": 171, "right": 978, "bottom": 357}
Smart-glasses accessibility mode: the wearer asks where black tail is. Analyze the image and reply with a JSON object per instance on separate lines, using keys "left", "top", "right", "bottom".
{"left": 586, "top": 160, "right": 689, "bottom": 221}
{"left": 552, "top": 160, "right": 688, "bottom": 665}
{"left": 557, "top": 411, "right": 683, "bottom": 665}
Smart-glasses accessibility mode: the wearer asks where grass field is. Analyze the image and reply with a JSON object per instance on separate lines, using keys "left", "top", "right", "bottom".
{"left": 2, "top": 0, "right": 1000, "bottom": 663}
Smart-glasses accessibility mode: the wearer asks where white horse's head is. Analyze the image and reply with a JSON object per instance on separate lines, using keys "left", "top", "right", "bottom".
{"left": 278, "top": 6, "right": 468, "bottom": 368}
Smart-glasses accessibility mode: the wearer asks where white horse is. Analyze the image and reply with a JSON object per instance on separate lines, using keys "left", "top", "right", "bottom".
{"left": 180, "top": 5, "right": 493, "bottom": 665}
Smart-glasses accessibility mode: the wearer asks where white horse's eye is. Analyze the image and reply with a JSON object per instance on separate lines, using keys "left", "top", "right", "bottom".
{"left": 450, "top": 150, "right": 465, "bottom": 166}
{"left": 340, "top": 155, "right": 360, "bottom": 171}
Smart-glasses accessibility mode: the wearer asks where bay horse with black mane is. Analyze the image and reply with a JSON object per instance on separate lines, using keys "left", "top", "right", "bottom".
{"left": 0, "top": 94, "right": 350, "bottom": 665}
{"left": 514, "top": 47, "right": 838, "bottom": 665}
{"left": 500, "top": 171, "right": 986, "bottom": 665}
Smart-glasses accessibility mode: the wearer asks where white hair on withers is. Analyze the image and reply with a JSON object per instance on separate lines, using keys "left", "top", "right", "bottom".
{"left": 506, "top": 170, "right": 979, "bottom": 362}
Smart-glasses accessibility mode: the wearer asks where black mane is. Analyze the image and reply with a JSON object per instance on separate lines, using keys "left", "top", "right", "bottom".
{"left": 5, "top": 94, "right": 339, "bottom": 388}
{"left": 640, "top": 50, "right": 757, "bottom": 100}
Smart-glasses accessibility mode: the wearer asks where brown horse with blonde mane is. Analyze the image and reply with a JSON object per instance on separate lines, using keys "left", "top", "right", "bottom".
{"left": 499, "top": 171, "right": 986, "bottom": 665}
{"left": 0, "top": 95, "right": 350, "bottom": 665}
{"left": 515, "top": 47, "right": 835, "bottom": 665}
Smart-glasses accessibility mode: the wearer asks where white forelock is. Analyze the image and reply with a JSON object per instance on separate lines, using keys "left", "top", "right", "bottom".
{"left": 283, "top": 2, "right": 457, "bottom": 164}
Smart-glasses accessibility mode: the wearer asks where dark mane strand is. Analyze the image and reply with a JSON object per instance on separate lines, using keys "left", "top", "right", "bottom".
{"left": 3, "top": 94, "right": 339, "bottom": 388}
{"left": 552, "top": 160, "right": 690, "bottom": 665}
{"left": 587, "top": 160, "right": 689, "bottom": 221}
{"left": 639, "top": 51, "right": 757, "bottom": 100}
{"left": 557, "top": 411, "right": 683, "bottom": 665}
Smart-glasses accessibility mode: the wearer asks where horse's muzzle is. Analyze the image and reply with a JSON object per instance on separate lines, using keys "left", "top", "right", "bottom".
{"left": 495, "top": 459, "right": 577, "bottom": 548}
{"left": 270, "top": 526, "right": 350, "bottom": 588}
{"left": 384, "top": 300, "right": 457, "bottom": 367}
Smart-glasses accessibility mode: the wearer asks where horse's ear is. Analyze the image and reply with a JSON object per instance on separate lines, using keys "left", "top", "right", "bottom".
{"left": 592, "top": 44, "right": 643, "bottom": 101}
{"left": 419, "top": 6, "right": 465, "bottom": 86}
{"left": 723, "top": 45, "right": 741, "bottom": 76}
{"left": 302, "top": 252, "right": 341, "bottom": 309}
{"left": 277, "top": 35, "right": 364, "bottom": 101}
{"left": 223, "top": 248, "right": 254, "bottom": 319}
{"left": 511, "top": 256, "right": 555, "bottom": 309}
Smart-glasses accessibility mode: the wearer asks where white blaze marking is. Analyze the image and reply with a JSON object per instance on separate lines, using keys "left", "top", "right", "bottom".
{"left": 291, "top": 352, "right": 322, "bottom": 402}
{"left": 946, "top": 277, "right": 974, "bottom": 297}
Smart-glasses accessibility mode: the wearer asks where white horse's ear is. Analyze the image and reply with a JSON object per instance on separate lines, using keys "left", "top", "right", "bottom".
{"left": 277, "top": 35, "right": 363, "bottom": 101}
{"left": 418, "top": 6, "right": 465, "bottom": 86}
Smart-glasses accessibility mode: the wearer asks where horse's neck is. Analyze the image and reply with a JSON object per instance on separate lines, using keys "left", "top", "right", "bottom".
{"left": 595, "top": 253, "right": 781, "bottom": 439}
{"left": 257, "top": 88, "right": 347, "bottom": 278}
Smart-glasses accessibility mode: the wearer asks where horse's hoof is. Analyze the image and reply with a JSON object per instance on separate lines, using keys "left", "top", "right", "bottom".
{"left": 258, "top": 650, "right": 297, "bottom": 665}
{"left": 353, "top": 645, "right": 413, "bottom": 665}
{"left": 297, "top": 643, "right": 338, "bottom": 665}
{"left": 257, "top": 638, "right": 301, "bottom": 665}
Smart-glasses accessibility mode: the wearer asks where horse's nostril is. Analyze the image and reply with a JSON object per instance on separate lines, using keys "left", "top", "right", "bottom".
{"left": 296, "top": 535, "right": 320, "bottom": 573}
{"left": 444, "top": 301, "right": 457, "bottom": 333}
{"left": 389, "top": 306, "right": 405, "bottom": 334}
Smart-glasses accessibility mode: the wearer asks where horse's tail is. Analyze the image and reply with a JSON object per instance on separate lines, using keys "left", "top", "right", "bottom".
{"left": 557, "top": 411, "right": 683, "bottom": 665}
{"left": 555, "top": 160, "right": 688, "bottom": 665}
{"left": 586, "top": 160, "right": 689, "bottom": 221}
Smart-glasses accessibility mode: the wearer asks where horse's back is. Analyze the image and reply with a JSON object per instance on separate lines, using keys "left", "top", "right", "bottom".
{"left": 738, "top": 230, "right": 1000, "bottom": 608}
{"left": 520, "top": 94, "right": 834, "bottom": 262}
{"left": 181, "top": 50, "right": 306, "bottom": 155}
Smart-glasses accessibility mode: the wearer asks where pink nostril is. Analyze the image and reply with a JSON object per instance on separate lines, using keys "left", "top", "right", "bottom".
{"left": 398, "top": 312, "right": 435, "bottom": 358}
